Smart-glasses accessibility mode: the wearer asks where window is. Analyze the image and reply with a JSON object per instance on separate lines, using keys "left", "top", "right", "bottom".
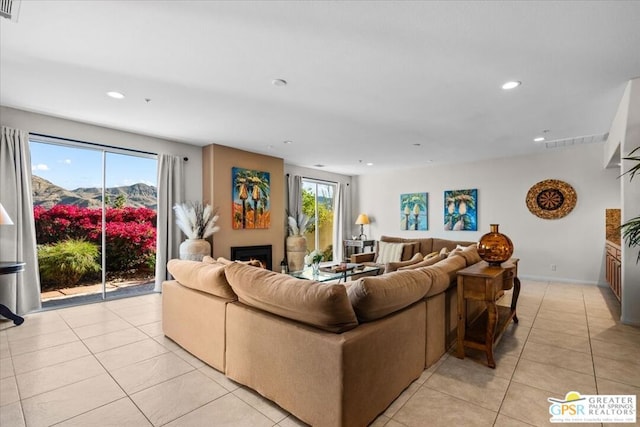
{"left": 302, "top": 179, "right": 336, "bottom": 261}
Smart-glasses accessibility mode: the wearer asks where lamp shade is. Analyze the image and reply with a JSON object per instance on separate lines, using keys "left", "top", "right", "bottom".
{"left": 0, "top": 203, "right": 13, "bottom": 225}
{"left": 355, "top": 214, "right": 370, "bottom": 225}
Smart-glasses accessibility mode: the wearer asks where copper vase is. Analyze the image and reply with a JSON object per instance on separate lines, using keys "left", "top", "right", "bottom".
{"left": 477, "top": 224, "right": 513, "bottom": 266}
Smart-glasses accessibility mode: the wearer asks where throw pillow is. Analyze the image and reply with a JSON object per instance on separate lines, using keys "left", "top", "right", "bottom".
{"left": 458, "top": 244, "right": 482, "bottom": 266}
{"left": 375, "top": 241, "right": 405, "bottom": 264}
{"left": 385, "top": 252, "right": 424, "bottom": 273}
{"left": 447, "top": 247, "right": 463, "bottom": 258}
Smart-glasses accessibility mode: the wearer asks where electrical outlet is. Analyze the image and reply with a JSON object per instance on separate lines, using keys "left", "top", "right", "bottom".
{"left": 551, "top": 264, "right": 557, "bottom": 271}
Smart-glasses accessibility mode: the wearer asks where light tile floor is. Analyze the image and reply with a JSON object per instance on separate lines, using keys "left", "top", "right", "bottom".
{"left": 1, "top": 280, "right": 638, "bottom": 426}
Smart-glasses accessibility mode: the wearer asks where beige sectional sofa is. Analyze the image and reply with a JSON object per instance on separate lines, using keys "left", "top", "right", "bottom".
{"left": 162, "top": 238, "right": 483, "bottom": 427}
{"left": 351, "top": 235, "right": 478, "bottom": 352}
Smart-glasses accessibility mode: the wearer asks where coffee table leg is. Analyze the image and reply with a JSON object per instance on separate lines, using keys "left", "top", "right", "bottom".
{"left": 0, "top": 303, "right": 24, "bottom": 326}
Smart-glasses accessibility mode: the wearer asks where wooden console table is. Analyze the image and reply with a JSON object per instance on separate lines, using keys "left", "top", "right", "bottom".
{"left": 456, "top": 259, "right": 520, "bottom": 368}
{"left": 343, "top": 239, "right": 375, "bottom": 260}
{"left": 0, "top": 262, "right": 26, "bottom": 326}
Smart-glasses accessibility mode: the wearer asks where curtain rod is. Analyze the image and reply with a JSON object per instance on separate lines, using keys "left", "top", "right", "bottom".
{"left": 29, "top": 132, "right": 189, "bottom": 161}
{"left": 285, "top": 173, "right": 347, "bottom": 185}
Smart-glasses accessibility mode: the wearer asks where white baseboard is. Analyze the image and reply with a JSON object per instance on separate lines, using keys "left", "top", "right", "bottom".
{"left": 518, "top": 274, "right": 601, "bottom": 286}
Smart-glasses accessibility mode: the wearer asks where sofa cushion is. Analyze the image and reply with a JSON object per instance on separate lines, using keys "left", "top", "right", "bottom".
{"left": 348, "top": 269, "right": 431, "bottom": 322}
{"left": 432, "top": 238, "right": 474, "bottom": 253}
{"left": 216, "top": 256, "right": 263, "bottom": 267}
{"left": 397, "top": 253, "right": 443, "bottom": 270}
{"left": 457, "top": 244, "right": 482, "bottom": 266}
{"left": 384, "top": 253, "right": 424, "bottom": 273}
{"left": 447, "top": 247, "right": 463, "bottom": 258}
{"left": 430, "top": 255, "right": 467, "bottom": 283}
{"left": 419, "top": 265, "right": 452, "bottom": 297}
{"left": 224, "top": 262, "right": 359, "bottom": 333}
{"left": 166, "top": 259, "right": 237, "bottom": 300}
{"left": 375, "top": 241, "right": 406, "bottom": 264}
{"left": 202, "top": 255, "right": 222, "bottom": 265}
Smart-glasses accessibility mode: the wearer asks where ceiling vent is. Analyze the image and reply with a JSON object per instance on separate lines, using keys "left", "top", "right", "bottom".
{"left": 540, "top": 133, "right": 609, "bottom": 149}
{"left": 1, "top": 0, "right": 21, "bottom": 22}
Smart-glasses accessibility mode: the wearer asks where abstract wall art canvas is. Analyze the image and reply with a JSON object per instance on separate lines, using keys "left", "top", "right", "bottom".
{"left": 232, "top": 167, "right": 271, "bottom": 229}
{"left": 400, "top": 192, "right": 428, "bottom": 231}
{"left": 444, "top": 189, "right": 477, "bottom": 231}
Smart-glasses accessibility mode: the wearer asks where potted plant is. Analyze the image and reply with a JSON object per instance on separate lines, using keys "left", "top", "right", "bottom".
{"left": 286, "top": 212, "right": 311, "bottom": 272}
{"left": 621, "top": 146, "right": 640, "bottom": 262}
{"left": 174, "top": 202, "right": 220, "bottom": 261}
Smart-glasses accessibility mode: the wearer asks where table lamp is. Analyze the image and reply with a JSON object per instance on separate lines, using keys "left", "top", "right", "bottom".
{"left": 355, "top": 213, "right": 370, "bottom": 240}
{"left": 0, "top": 203, "right": 13, "bottom": 225}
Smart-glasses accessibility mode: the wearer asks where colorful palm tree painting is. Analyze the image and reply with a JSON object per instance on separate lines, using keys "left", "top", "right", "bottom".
{"left": 232, "top": 167, "right": 271, "bottom": 229}
{"left": 400, "top": 193, "right": 428, "bottom": 231}
{"left": 444, "top": 189, "right": 477, "bottom": 231}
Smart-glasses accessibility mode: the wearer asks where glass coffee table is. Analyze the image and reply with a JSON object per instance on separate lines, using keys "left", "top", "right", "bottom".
{"left": 289, "top": 263, "right": 381, "bottom": 283}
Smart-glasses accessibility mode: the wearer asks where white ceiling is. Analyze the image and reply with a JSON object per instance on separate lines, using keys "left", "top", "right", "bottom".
{"left": 1, "top": 1, "right": 639, "bottom": 175}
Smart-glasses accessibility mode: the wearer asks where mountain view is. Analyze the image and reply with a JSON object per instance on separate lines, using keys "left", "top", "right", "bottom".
{"left": 32, "top": 175, "right": 157, "bottom": 209}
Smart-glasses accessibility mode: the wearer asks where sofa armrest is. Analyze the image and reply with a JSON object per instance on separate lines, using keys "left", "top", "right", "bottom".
{"left": 350, "top": 252, "right": 375, "bottom": 263}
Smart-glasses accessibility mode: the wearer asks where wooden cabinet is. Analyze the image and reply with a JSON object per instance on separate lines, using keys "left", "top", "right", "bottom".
{"left": 456, "top": 259, "right": 520, "bottom": 369}
{"left": 605, "top": 241, "right": 621, "bottom": 301}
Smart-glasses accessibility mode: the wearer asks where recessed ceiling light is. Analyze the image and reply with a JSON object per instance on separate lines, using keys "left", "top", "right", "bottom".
{"left": 283, "top": 140, "right": 292, "bottom": 144}
{"left": 366, "top": 162, "right": 374, "bottom": 166}
{"left": 413, "top": 143, "right": 421, "bottom": 147}
{"left": 501, "top": 81, "right": 521, "bottom": 90}
{"left": 272, "top": 79, "right": 287, "bottom": 87}
{"left": 314, "top": 164, "right": 325, "bottom": 168}
{"left": 533, "top": 136, "right": 545, "bottom": 142}
{"left": 106, "top": 91, "right": 125, "bottom": 99}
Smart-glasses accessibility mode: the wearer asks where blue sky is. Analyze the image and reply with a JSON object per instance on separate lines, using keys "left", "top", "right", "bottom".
{"left": 30, "top": 141, "right": 157, "bottom": 190}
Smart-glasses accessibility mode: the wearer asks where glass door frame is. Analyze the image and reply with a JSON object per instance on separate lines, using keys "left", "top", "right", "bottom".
{"left": 29, "top": 134, "right": 157, "bottom": 304}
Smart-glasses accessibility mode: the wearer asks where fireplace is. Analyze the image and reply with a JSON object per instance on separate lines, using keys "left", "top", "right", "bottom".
{"left": 230, "top": 245, "right": 273, "bottom": 270}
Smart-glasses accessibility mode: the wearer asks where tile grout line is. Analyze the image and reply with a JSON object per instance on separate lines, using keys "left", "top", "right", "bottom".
{"left": 493, "top": 280, "right": 547, "bottom": 427}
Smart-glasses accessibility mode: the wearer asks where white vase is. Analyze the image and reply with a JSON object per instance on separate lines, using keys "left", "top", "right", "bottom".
{"left": 179, "top": 238, "right": 211, "bottom": 261}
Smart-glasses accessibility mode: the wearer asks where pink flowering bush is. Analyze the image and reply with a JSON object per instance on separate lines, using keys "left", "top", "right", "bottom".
{"left": 34, "top": 205, "right": 157, "bottom": 271}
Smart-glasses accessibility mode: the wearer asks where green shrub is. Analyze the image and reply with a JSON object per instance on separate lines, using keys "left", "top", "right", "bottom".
{"left": 38, "top": 239, "right": 101, "bottom": 288}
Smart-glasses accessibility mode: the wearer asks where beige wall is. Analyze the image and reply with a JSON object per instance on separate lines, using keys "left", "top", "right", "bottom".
{"left": 203, "top": 144, "right": 285, "bottom": 270}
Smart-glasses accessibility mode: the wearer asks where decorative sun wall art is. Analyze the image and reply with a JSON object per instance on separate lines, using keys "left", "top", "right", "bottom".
{"left": 525, "top": 179, "right": 577, "bottom": 220}
{"left": 400, "top": 193, "right": 428, "bottom": 231}
{"left": 232, "top": 167, "right": 271, "bottom": 229}
{"left": 444, "top": 189, "right": 478, "bottom": 231}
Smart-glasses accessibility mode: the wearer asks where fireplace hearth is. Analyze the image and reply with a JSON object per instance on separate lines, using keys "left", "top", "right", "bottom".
{"left": 230, "top": 245, "right": 273, "bottom": 270}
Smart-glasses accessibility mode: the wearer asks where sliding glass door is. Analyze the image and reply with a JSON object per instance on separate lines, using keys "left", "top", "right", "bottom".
{"left": 302, "top": 179, "right": 336, "bottom": 262}
{"left": 30, "top": 138, "right": 157, "bottom": 307}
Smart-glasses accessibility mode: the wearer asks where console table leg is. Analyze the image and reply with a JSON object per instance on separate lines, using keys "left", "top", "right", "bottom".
{"left": 456, "top": 278, "right": 466, "bottom": 359}
{"left": 485, "top": 302, "right": 497, "bottom": 369}
{"left": 0, "top": 303, "right": 24, "bottom": 326}
{"left": 511, "top": 277, "right": 521, "bottom": 324}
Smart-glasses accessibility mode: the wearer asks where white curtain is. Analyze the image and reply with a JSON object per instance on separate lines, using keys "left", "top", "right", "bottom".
{"left": 287, "top": 174, "right": 303, "bottom": 217}
{"left": 332, "top": 182, "right": 346, "bottom": 262}
{"left": 0, "top": 126, "right": 41, "bottom": 315}
{"left": 154, "top": 154, "right": 184, "bottom": 291}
